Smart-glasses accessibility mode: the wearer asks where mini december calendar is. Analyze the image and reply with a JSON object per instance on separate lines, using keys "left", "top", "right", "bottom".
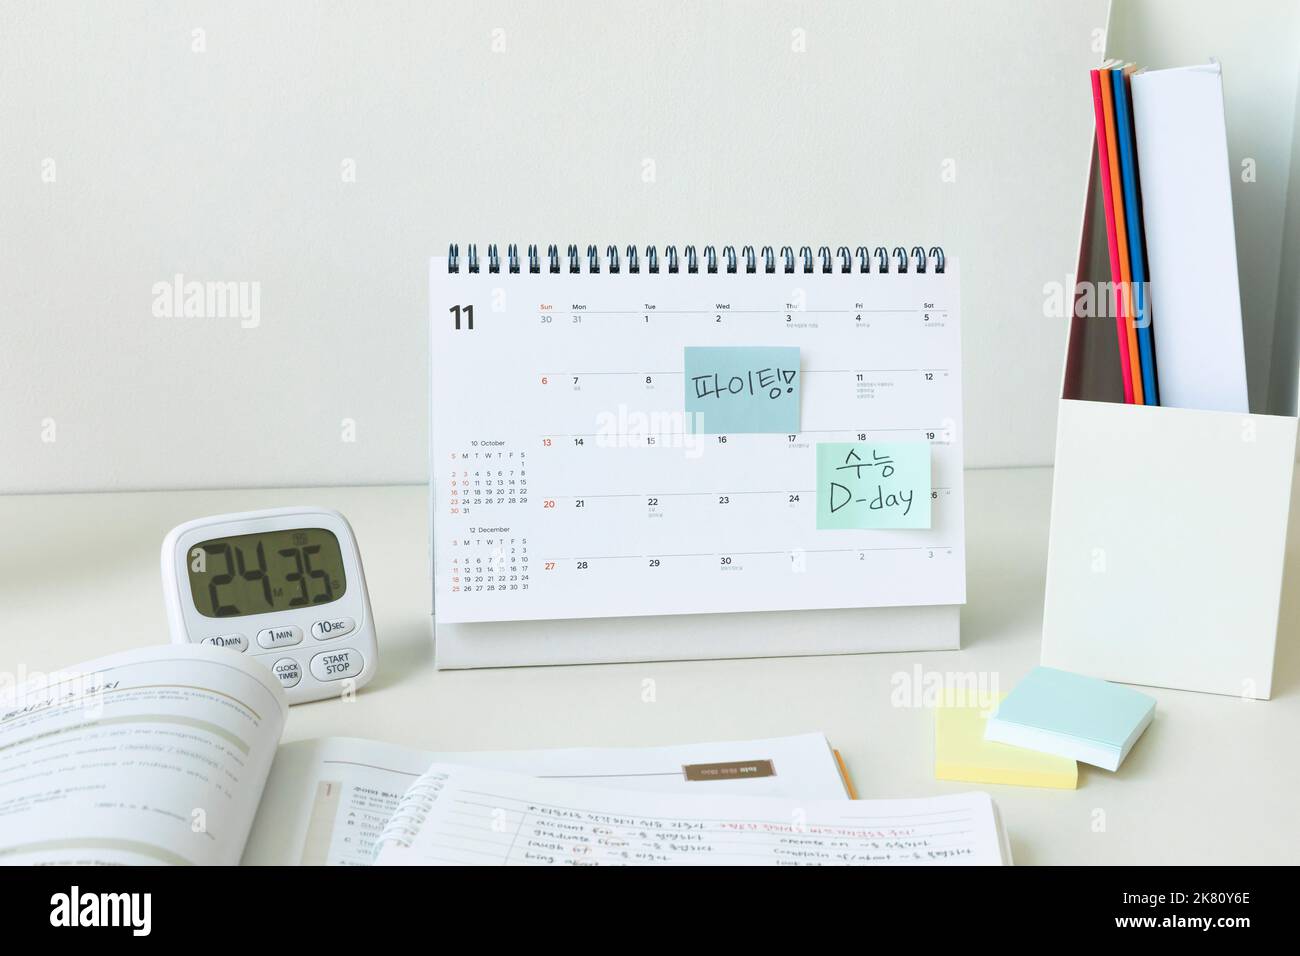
{"left": 430, "top": 244, "right": 964, "bottom": 668}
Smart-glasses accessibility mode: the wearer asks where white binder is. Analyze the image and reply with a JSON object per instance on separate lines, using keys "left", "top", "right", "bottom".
{"left": 1129, "top": 62, "right": 1250, "bottom": 413}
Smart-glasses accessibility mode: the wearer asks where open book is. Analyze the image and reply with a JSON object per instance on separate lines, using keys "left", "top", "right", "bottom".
{"left": 0, "top": 644, "right": 850, "bottom": 865}
{"left": 374, "top": 764, "right": 1012, "bottom": 866}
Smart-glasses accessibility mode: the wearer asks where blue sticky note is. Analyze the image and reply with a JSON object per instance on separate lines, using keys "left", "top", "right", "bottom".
{"left": 684, "top": 346, "right": 800, "bottom": 434}
{"left": 816, "top": 441, "right": 931, "bottom": 529}
{"left": 985, "top": 667, "right": 1156, "bottom": 771}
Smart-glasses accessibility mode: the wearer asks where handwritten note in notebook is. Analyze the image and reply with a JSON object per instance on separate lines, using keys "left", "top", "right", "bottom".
{"left": 685, "top": 346, "right": 801, "bottom": 433}
{"left": 816, "top": 441, "right": 932, "bottom": 529}
{"left": 375, "top": 764, "right": 1009, "bottom": 866}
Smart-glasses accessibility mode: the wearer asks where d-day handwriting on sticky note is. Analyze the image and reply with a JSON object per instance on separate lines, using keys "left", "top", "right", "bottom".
{"left": 816, "top": 441, "right": 932, "bottom": 530}
{"left": 684, "top": 346, "right": 801, "bottom": 434}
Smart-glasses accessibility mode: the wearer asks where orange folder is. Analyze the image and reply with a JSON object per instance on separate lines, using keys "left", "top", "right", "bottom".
{"left": 1090, "top": 69, "right": 1135, "bottom": 403}
{"left": 1099, "top": 67, "right": 1144, "bottom": 404}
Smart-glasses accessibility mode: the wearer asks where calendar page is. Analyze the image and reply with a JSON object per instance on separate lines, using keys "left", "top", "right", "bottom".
{"left": 430, "top": 249, "right": 964, "bottom": 625}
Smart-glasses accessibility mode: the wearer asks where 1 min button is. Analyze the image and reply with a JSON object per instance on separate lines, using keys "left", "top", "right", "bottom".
{"left": 257, "top": 625, "right": 303, "bottom": 649}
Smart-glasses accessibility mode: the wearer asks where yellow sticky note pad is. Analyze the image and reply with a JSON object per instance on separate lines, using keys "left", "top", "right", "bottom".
{"left": 935, "top": 695, "right": 1078, "bottom": 790}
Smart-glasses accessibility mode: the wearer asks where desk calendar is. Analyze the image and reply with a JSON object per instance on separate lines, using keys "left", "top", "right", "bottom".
{"left": 430, "top": 243, "right": 965, "bottom": 668}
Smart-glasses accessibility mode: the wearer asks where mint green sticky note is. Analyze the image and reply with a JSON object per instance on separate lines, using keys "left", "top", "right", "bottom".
{"left": 685, "top": 346, "right": 800, "bottom": 434}
{"left": 816, "top": 442, "right": 931, "bottom": 529}
{"left": 985, "top": 667, "right": 1155, "bottom": 771}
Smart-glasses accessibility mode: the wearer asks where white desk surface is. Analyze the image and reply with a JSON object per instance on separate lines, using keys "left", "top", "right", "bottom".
{"left": 3, "top": 467, "right": 1297, "bottom": 865}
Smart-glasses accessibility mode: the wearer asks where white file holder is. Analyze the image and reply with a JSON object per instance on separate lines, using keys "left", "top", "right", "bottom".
{"left": 1040, "top": 149, "right": 1298, "bottom": 699}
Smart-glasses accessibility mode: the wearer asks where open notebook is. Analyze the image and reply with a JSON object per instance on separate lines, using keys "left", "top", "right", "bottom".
{"left": 244, "top": 731, "right": 850, "bottom": 865}
{"left": 375, "top": 764, "right": 1013, "bottom": 866}
{"left": 0, "top": 644, "right": 849, "bottom": 865}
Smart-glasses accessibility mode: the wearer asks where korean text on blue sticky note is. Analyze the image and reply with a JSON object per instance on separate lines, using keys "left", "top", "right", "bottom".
{"left": 816, "top": 442, "right": 931, "bottom": 529}
{"left": 684, "top": 346, "right": 800, "bottom": 434}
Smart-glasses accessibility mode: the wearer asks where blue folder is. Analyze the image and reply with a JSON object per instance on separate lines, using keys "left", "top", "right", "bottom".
{"left": 1110, "top": 68, "right": 1159, "bottom": 405}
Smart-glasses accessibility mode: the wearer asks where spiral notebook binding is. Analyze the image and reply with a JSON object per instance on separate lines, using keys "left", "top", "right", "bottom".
{"left": 372, "top": 776, "right": 449, "bottom": 856}
{"left": 447, "top": 243, "right": 947, "bottom": 275}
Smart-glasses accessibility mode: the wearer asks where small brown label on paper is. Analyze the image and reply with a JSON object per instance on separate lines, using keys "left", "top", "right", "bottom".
{"left": 682, "top": 759, "right": 776, "bottom": 782}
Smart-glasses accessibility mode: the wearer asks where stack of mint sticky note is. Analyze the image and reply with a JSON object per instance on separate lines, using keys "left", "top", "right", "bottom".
{"left": 985, "top": 667, "right": 1155, "bottom": 772}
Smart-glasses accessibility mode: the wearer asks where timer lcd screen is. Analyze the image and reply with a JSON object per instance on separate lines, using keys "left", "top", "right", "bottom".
{"left": 187, "top": 528, "right": 347, "bottom": 618}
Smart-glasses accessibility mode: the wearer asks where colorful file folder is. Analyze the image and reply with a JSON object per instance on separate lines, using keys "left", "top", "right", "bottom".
{"left": 1110, "top": 67, "right": 1159, "bottom": 405}
{"left": 1090, "top": 68, "right": 1137, "bottom": 404}
{"left": 1096, "top": 66, "right": 1144, "bottom": 403}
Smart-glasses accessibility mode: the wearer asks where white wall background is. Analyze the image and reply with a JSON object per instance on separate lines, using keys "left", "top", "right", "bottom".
{"left": 2, "top": 0, "right": 1297, "bottom": 493}
{"left": 1108, "top": 0, "right": 1300, "bottom": 416}
{"left": 1268, "top": 13, "right": 1300, "bottom": 417}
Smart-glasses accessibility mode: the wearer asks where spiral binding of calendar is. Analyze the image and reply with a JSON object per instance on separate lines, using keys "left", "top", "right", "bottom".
{"left": 371, "top": 773, "right": 449, "bottom": 855}
{"left": 447, "top": 243, "right": 946, "bottom": 275}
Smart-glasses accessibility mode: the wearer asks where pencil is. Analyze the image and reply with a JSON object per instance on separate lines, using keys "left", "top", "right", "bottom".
{"left": 833, "top": 748, "right": 859, "bottom": 799}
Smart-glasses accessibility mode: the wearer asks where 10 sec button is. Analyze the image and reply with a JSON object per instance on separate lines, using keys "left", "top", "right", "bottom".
{"left": 311, "top": 617, "right": 355, "bottom": 641}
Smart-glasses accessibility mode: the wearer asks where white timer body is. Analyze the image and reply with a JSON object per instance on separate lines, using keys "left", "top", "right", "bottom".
{"left": 162, "top": 507, "right": 377, "bottom": 704}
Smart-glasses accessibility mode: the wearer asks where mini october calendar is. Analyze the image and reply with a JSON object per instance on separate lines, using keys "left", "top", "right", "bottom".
{"left": 430, "top": 243, "right": 965, "bottom": 655}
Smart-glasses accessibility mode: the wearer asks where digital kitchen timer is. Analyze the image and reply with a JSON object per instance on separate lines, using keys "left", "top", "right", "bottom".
{"left": 162, "top": 507, "right": 377, "bottom": 704}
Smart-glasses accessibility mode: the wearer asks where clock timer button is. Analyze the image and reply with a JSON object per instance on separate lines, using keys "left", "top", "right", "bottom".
{"left": 310, "top": 617, "right": 356, "bottom": 641}
{"left": 202, "top": 634, "right": 248, "bottom": 653}
{"left": 271, "top": 658, "right": 302, "bottom": 688}
{"left": 310, "top": 648, "right": 364, "bottom": 682}
{"left": 256, "top": 625, "right": 303, "bottom": 649}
